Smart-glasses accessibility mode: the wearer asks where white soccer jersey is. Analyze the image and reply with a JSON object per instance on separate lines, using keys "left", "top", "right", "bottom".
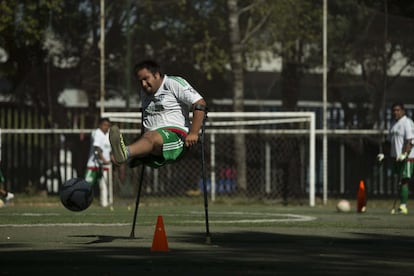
{"left": 87, "top": 128, "right": 111, "bottom": 168}
{"left": 389, "top": 115, "right": 414, "bottom": 158}
{"left": 141, "top": 75, "right": 203, "bottom": 132}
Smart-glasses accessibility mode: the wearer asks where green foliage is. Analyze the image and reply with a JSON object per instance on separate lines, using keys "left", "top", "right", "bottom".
{"left": 1, "top": 0, "right": 414, "bottom": 127}
{"left": 0, "top": 0, "right": 63, "bottom": 46}
{"left": 327, "top": 1, "right": 414, "bottom": 127}
{"left": 127, "top": 0, "right": 229, "bottom": 79}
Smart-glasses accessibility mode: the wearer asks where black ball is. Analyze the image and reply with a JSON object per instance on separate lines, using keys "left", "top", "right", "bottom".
{"left": 60, "top": 178, "right": 93, "bottom": 212}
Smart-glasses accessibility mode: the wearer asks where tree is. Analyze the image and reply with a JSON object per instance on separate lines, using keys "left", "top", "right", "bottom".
{"left": 1, "top": 1, "right": 139, "bottom": 127}
{"left": 0, "top": 0, "right": 63, "bottom": 123}
{"left": 226, "top": 0, "right": 273, "bottom": 191}
{"left": 250, "top": 0, "right": 321, "bottom": 109}
{"left": 327, "top": 1, "right": 414, "bottom": 128}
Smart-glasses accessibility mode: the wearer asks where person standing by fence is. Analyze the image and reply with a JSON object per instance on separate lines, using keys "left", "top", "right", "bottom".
{"left": 84, "top": 118, "right": 113, "bottom": 207}
{"left": 0, "top": 128, "right": 14, "bottom": 206}
{"left": 378, "top": 103, "right": 414, "bottom": 215}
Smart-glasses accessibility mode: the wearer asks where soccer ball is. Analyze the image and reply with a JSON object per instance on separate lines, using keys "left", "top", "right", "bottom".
{"left": 336, "top": 199, "right": 351, "bottom": 213}
{"left": 60, "top": 178, "right": 93, "bottom": 212}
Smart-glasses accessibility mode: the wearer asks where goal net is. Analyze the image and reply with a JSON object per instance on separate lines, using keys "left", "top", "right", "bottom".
{"left": 103, "top": 111, "right": 316, "bottom": 207}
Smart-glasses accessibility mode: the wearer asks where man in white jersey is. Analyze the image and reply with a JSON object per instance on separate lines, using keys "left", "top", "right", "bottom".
{"left": 378, "top": 103, "right": 414, "bottom": 214}
{"left": 0, "top": 128, "right": 14, "bottom": 205}
{"left": 85, "top": 118, "right": 113, "bottom": 207}
{"left": 109, "top": 59, "right": 207, "bottom": 169}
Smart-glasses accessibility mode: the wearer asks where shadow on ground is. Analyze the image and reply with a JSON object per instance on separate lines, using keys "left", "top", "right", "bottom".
{"left": 2, "top": 230, "right": 414, "bottom": 275}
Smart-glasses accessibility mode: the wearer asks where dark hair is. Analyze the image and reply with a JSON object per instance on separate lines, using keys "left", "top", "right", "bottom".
{"left": 99, "top": 117, "right": 111, "bottom": 124}
{"left": 133, "top": 59, "right": 163, "bottom": 76}
{"left": 392, "top": 102, "right": 405, "bottom": 110}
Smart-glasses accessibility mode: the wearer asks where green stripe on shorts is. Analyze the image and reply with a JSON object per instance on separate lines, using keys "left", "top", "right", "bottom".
{"left": 157, "top": 128, "right": 185, "bottom": 161}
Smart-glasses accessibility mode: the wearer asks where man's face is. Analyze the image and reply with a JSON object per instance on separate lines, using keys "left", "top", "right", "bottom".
{"left": 137, "top": 68, "right": 162, "bottom": 94}
{"left": 392, "top": 105, "right": 405, "bottom": 121}
{"left": 100, "top": 120, "right": 111, "bottom": 134}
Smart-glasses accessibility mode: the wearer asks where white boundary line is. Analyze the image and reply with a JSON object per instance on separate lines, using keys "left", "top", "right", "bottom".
{"left": 180, "top": 212, "right": 317, "bottom": 224}
{"left": 0, "top": 211, "right": 316, "bottom": 227}
{"left": 0, "top": 223, "right": 130, "bottom": 227}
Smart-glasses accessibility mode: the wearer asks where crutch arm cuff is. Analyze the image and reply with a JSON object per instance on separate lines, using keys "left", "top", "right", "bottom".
{"left": 194, "top": 104, "right": 208, "bottom": 112}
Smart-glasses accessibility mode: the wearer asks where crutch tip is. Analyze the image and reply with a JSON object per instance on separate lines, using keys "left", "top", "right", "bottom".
{"left": 129, "top": 233, "right": 135, "bottom": 239}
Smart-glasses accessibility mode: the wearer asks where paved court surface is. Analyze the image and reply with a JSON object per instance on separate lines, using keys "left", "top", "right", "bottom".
{"left": 1, "top": 204, "right": 414, "bottom": 275}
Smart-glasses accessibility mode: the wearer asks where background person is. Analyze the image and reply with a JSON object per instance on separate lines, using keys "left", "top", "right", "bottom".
{"left": 0, "top": 128, "right": 14, "bottom": 205}
{"left": 109, "top": 59, "right": 207, "bottom": 169}
{"left": 0, "top": 188, "right": 14, "bottom": 205}
{"left": 85, "top": 117, "right": 113, "bottom": 207}
{"left": 378, "top": 103, "right": 414, "bottom": 214}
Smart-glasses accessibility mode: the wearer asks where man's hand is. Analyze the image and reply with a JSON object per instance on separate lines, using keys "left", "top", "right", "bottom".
{"left": 103, "top": 159, "right": 111, "bottom": 165}
{"left": 397, "top": 152, "right": 408, "bottom": 162}
{"left": 377, "top": 153, "right": 385, "bottom": 163}
{"left": 185, "top": 133, "right": 199, "bottom": 147}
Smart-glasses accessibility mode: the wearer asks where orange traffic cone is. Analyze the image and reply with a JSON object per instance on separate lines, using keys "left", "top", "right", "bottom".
{"left": 151, "top": 215, "right": 169, "bottom": 252}
{"left": 357, "top": 180, "right": 367, "bottom": 213}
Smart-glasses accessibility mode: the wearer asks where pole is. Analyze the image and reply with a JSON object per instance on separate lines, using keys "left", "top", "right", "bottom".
{"left": 265, "top": 142, "right": 271, "bottom": 194}
{"left": 322, "top": 0, "right": 328, "bottom": 205}
{"left": 125, "top": 0, "right": 132, "bottom": 109}
{"left": 309, "top": 113, "right": 316, "bottom": 207}
{"left": 100, "top": 0, "right": 105, "bottom": 116}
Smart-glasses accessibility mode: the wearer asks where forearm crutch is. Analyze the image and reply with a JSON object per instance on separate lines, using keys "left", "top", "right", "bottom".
{"left": 200, "top": 111, "right": 211, "bottom": 243}
{"left": 129, "top": 164, "right": 145, "bottom": 239}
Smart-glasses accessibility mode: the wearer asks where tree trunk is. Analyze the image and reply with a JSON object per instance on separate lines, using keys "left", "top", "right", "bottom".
{"left": 281, "top": 42, "right": 301, "bottom": 110}
{"left": 227, "top": 0, "right": 247, "bottom": 191}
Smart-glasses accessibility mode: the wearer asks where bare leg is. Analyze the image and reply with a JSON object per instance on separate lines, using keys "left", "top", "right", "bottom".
{"left": 128, "top": 130, "right": 164, "bottom": 158}
{"left": 110, "top": 126, "right": 165, "bottom": 165}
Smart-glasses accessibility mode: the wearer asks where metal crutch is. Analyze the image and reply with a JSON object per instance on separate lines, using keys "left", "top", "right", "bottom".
{"left": 129, "top": 164, "right": 145, "bottom": 239}
{"left": 200, "top": 111, "right": 211, "bottom": 243}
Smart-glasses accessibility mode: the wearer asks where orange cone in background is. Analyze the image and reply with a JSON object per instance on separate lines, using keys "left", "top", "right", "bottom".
{"left": 357, "top": 180, "right": 367, "bottom": 213}
{"left": 151, "top": 215, "right": 169, "bottom": 252}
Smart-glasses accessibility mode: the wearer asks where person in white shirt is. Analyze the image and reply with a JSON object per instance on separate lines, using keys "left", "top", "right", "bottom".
{"left": 0, "top": 128, "right": 14, "bottom": 205}
{"left": 109, "top": 59, "right": 207, "bottom": 169}
{"left": 85, "top": 118, "right": 113, "bottom": 207}
{"left": 378, "top": 103, "right": 414, "bottom": 214}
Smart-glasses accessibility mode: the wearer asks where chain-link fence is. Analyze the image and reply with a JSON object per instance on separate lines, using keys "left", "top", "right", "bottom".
{"left": 1, "top": 110, "right": 313, "bottom": 199}
{"left": 1, "top": 104, "right": 411, "bottom": 207}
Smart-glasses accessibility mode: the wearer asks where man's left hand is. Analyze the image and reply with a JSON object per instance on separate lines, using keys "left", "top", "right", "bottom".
{"left": 397, "top": 152, "right": 408, "bottom": 162}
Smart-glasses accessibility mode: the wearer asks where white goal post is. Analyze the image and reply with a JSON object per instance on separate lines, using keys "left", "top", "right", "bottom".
{"left": 102, "top": 111, "right": 316, "bottom": 207}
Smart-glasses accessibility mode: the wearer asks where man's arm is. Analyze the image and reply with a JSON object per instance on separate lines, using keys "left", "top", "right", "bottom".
{"left": 401, "top": 139, "right": 413, "bottom": 158}
{"left": 185, "top": 98, "right": 207, "bottom": 147}
{"left": 94, "top": 146, "right": 110, "bottom": 165}
{"left": 397, "top": 120, "right": 414, "bottom": 161}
